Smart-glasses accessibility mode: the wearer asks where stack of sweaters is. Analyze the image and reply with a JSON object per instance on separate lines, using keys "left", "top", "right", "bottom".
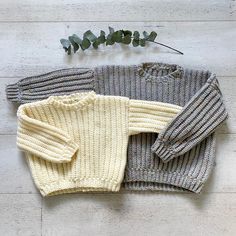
{"left": 6, "top": 62, "right": 228, "bottom": 197}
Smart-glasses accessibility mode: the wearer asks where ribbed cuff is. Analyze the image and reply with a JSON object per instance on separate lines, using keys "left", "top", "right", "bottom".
{"left": 6, "top": 83, "right": 20, "bottom": 102}
{"left": 151, "top": 140, "right": 176, "bottom": 163}
{"left": 61, "top": 141, "right": 79, "bottom": 163}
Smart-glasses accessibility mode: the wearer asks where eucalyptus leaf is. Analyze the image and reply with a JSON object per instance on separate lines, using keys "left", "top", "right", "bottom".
{"left": 60, "top": 38, "right": 71, "bottom": 49}
{"left": 122, "top": 30, "right": 132, "bottom": 36}
{"left": 97, "top": 30, "right": 106, "bottom": 44}
{"left": 133, "top": 31, "right": 140, "bottom": 40}
{"left": 81, "top": 38, "right": 91, "bottom": 50}
{"left": 122, "top": 35, "right": 131, "bottom": 45}
{"left": 109, "top": 26, "right": 115, "bottom": 34}
{"left": 83, "top": 30, "right": 97, "bottom": 42}
{"left": 71, "top": 34, "right": 82, "bottom": 45}
{"left": 148, "top": 31, "right": 157, "bottom": 41}
{"left": 106, "top": 34, "right": 115, "bottom": 45}
{"left": 68, "top": 36, "right": 79, "bottom": 53}
{"left": 143, "top": 31, "right": 149, "bottom": 39}
{"left": 60, "top": 39, "right": 72, "bottom": 54}
{"left": 139, "top": 39, "right": 146, "bottom": 47}
{"left": 100, "top": 30, "right": 106, "bottom": 36}
{"left": 112, "top": 31, "right": 123, "bottom": 43}
{"left": 98, "top": 35, "right": 106, "bottom": 44}
{"left": 132, "top": 38, "right": 139, "bottom": 47}
{"left": 92, "top": 40, "right": 99, "bottom": 49}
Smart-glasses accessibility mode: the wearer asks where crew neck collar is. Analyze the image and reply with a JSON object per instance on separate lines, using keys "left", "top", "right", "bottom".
{"left": 48, "top": 91, "right": 96, "bottom": 110}
{"left": 137, "top": 62, "right": 183, "bottom": 80}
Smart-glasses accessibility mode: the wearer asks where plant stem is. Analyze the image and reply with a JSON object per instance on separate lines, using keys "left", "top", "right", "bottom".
{"left": 147, "top": 40, "right": 184, "bottom": 55}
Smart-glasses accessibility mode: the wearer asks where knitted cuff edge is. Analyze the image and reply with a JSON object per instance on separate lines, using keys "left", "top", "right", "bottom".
{"left": 151, "top": 140, "right": 176, "bottom": 163}
{"left": 6, "top": 83, "right": 20, "bottom": 102}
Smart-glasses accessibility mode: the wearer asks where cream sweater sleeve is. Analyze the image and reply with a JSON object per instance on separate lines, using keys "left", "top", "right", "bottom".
{"left": 129, "top": 99, "right": 182, "bottom": 136}
{"left": 17, "top": 103, "right": 79, "bottom": 163}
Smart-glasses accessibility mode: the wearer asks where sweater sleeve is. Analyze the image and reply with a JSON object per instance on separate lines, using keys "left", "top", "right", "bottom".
{"left": 6, "top": 68, "right": 94, "bottom": 103}
{"left": 151, "top": 75, "right": 228, "bottom": 163}
{"left": 17, "top": 103, "right": 79, "bottom": 163}
{"left": 128, "top": 100, "right": 182, "bottom": 136}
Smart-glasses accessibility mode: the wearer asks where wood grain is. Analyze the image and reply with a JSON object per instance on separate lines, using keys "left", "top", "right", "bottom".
{"left": 42, "top": 193, "right": 236, "bottom": 236}
{"left": 0, "top": 194, "right": 41, "bottom": 236}
{"left": 0, "top": 0, "right": 235, "bottom": 22}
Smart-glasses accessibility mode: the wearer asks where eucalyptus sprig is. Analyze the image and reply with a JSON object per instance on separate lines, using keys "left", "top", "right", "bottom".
{"left": 60, "top": 27, "right": 183, "bottom": 55}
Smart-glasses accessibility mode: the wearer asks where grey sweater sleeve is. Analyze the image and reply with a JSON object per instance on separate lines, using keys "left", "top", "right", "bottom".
{"left": 151, "top": 75, "right": 228, "bottom": 163}
{"left": 6, "top": 68, "right": 95, "bottom": 103}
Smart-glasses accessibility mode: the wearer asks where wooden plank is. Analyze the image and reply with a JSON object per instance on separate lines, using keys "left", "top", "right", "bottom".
{"left": 0, "top": 22, "right": 235, "bottom": 78}
{"left": 0, "top": 78, "right": 19, "bottom": 135}
{"left": 217, "top": 77, "right": 236, "bottom": 134}
{"left": 0, "top": 0, "right": 235, "bottom": 22}
{"left": 0, "top": 194, "right": 41, "bottom": 236}
{"left": 0, "top": 135, "right": 38, "bottom": 194}
{"left": 1, "top": 76, "right": 235, "bottom": 134}
{"left": 0, "top": 134, "right": 236, "bottom": 194}
{"left": 42, "top": 193, "right": 236, "bottom": 236}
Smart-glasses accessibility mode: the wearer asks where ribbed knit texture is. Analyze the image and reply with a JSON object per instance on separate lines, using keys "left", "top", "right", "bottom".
{"left": 7, "top": 62, "right": 228, "bottom": 193}
{"left": 94, "top": 63, "right": 228, "bottom": 193}
{"left": 17, "top": 91, "right": 182, "bottom": 196}
{"left": 6, "top": 68, "right": 94, "bottom": 103}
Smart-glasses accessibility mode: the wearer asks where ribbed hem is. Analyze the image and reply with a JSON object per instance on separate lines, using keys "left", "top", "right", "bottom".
{"left": 38, "top": 179, "right": 121, "bottom": 196}
{"left": 6, "top": 83, "right": 20, "bottom": 102}
{"left": 123, "top": 168, "right": 204, "bottom": 193}
{"left": 151, "top": 140, "right": 176, "bottom": 162}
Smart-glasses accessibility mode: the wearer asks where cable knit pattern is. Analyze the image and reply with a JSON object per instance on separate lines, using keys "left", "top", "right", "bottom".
{"left": 17, "top": 91, "right": 182, "bottom": 196}
{"left": 7, "top": 62, "right": 228, "bottom": 193}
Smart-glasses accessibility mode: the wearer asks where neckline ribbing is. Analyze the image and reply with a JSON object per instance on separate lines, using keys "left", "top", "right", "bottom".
{"left": 137, "top": 62, "right": 183, "bottom": 80}
{"left": 48, "top": 91, "right": 96, "bottom": 110}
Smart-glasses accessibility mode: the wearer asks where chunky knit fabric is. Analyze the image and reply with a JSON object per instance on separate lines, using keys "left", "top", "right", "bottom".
{"left": 17, "top": 91, "right": 182, "bottom": 196}
{"left": 7, "top": 62, "right": 228, "bottom": 193}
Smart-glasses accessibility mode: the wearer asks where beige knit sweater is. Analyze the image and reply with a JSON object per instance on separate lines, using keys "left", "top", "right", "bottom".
{"left": 17, "top": 91, "right": 182, "bottom": 196}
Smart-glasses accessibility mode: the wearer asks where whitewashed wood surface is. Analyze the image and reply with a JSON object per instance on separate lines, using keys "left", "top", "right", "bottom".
{"left": 0, "top": 1, "right": 236, "bottom": 236}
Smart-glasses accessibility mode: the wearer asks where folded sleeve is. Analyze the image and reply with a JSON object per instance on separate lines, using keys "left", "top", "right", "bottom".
{"left": 128, "top": 99, "right": 182, "bottom": 136}
{"left": 17, "top": 103, "right": 79, "bottom": 163}
{"left": 151, "top": 75, "right": 228, "bottom": 163}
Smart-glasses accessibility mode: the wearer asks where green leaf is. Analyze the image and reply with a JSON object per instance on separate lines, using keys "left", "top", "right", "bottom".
{"left": 112, "top": 30, "right": 123, "bottom": 43}
{"left": 60, "top": 39, "right": 72, "bottom": 54}
{"left": 122, "top": 30, "right": 132, "bottom": 36}
{"left": 143, "top": 31, "right": 149, "bottom": 39}
{"left": 96, "top": 30, "right": 106, "bottom": 44}
{"left": 81, "top": 38, "right": 91, "bottom": 50}
{"left": 122, "top": 35, "right": 131, "bottom": 45}
{"left": 106, "top": 34, "right": 115, "bottom": 45}
{"left": 132, "top": 38, "right": 139, "bottom": 47}
{"left": 100, "top": 30, "right": 106, "bottom": 36}
{"left": 148, "top": 31, "right": 157, "bottom": 41}
{"left": 133, "top": 31, "right": 140, "bottom": 40}
{"left": 83, "top": 30, "right": 97, "bottom": 42}
{"left": 139, "top": 39, "right": 146, "bottom": 47}
{"left": 92, "top": 40, "right": 99, "bottom": 49}
{"left": 143, "top": 31, "right": 157, "bottom": 41}
{"left": 108, "top": 26, "right": 115, "bottom": 34}
{"left": 71, "top": 34, "right": 82, "bottom": 45}
{"left": 68, "top": 36, "right": 79, "bottom": 53}
{"left": 98, "top": 35, "right": 106, "bottom": 44}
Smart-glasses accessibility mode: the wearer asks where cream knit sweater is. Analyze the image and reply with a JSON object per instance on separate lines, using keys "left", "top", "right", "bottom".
{"left": 17, "top": 91, "right": 182, "bottom": 196}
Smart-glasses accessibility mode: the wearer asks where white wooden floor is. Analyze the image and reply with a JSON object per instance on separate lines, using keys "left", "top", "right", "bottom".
{"left": 0, "top": 1, "right": 236, "bottom": 235}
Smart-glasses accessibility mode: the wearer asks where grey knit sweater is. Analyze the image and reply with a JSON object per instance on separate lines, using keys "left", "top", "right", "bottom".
{"left": 6, "top": 62, "right": 228, "bottom": 193}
